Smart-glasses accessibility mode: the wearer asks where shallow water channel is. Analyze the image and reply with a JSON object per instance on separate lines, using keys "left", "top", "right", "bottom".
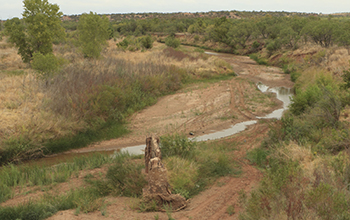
{"left": 26, "top": 82, "right": 293, "bottom": 166}
{"left": 118, "top": 83, "right": 294, "bottom": 155}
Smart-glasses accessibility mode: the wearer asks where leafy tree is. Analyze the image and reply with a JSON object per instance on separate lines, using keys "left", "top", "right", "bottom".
{"left": 4, "top": 18, "right": 31, "bottom": 62}
{"left": 279, "top": 26, "right": 299, "bottom": 49}
{"left": 210, "top": 17, "right": 231, "bottom": 44}
{"left": 188, "top": 18, "right": 207, "bottom": 34}
{"left": 335, "top": 21, "right": 350, "bottom": 46}
{"left": 4, "top": 0, "right": 65, "bottom": 63}
{"left": 78, "top": 12, "right": 109, "bottom": 59}
{"left": 303, "top": 19, "right": 339, "bottom": 47}
{"left": 228, "top": 20, "right": 255, "bottom": 48}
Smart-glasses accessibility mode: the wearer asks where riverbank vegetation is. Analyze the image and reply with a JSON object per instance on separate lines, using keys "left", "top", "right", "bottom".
{"left": 239, "top": 35, "right": 350, "bottom": 220}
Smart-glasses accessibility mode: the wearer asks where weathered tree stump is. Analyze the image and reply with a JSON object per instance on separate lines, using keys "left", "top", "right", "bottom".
{"left": 143, "top": 136, "right": 187, "bottom": 211}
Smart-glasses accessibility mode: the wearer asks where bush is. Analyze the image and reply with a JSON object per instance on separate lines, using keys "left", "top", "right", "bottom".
{"left": 160, "top": 133, "right": 197, "bottom": 159}
{"left": 31, "top": 52, "right": 64, "bottom": 77}
{"left": 141, "top": 35, "right": 153, "bottom": 49}
{"left": 106, "top": 158, "right": 147, "bottom": 197}
{"left": 165, "top": 156, "right": 199, "bottom": 199}
{"left": 165, "top": 36, "right": 181, "bottom": 48}
{"left": 117, "top": 38, "right": 129, "bottom": 49}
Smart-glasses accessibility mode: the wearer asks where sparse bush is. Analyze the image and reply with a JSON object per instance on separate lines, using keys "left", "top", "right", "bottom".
{"left": 226, "top": 205, "right": 235, "bottom": 216}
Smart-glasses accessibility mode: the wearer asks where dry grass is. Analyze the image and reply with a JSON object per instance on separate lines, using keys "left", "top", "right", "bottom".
{"left": 0, "top": 37, "right": 27, "bottom": 70}
{"left": 0, "top": 71, "right": 85, "bottom": 146}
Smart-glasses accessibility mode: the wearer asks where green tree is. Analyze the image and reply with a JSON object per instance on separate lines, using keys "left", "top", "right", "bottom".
{"left": 188, "top": 18, "right": 207, "bottom": 34}
{"left": 303, "top": 19, "right": 339, "bottom": 47}
{"left": 4, "top": 18, "right": 31, "bottom": 62}
{"left": 228, "top": 20, "right": 255, "bottom": 48}
{"left": 210, "top": 17, "right": 231, "bottom": 44}
{"left": 78, "top": 12, "right": 109, "bottom": 59}
{"left": 4, "top": 0, "right": 65, "bottom": 63}
{"left": 335, "top": 21, "right": 350, "bottom": 46}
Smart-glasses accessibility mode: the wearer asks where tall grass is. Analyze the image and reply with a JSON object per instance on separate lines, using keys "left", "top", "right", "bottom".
{"left": 43, "top": 58, "right": 188, "bottom": 123}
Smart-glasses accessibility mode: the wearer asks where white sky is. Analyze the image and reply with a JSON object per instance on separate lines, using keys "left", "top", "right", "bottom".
{"left": 1, "top": 0, "right": 350, "bottom": 20}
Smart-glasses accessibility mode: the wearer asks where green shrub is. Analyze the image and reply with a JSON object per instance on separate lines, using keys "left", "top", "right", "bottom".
{"left": 106, "top": 158, "right": 147, "bottom": 197}
{"left": 141, "top": 35, "right": 153, "bottom": 49}
{"left": 160, "top": 133, "right": 197, "bottom": 159}
{"left": 290, "top": 84, "right": 322, "bottom": 116}
{"left": 31, "top": 52, "right": 64, "bottom": 77}
{"left": 117, "top": 38, "right": 129, "bottom": 49}
{"left": 165, "top": 156, "right": 199, "bottom": 199}
{"left": 165, "top": 36, "right": 181, "bottom": 48}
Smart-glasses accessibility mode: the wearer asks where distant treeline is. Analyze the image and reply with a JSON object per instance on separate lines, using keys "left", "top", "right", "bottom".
{"left": 62, "top": 13, "right": 350, "bottom": 54}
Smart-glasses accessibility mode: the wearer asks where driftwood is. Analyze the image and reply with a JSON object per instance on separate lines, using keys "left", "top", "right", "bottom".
{"left": 143, "top": 136, "right": 187, "bottom": 211}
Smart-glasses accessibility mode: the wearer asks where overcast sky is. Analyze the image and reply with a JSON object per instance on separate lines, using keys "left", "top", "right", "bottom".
{"left": 1, "top": 0, "right": 350, "bottom": 20}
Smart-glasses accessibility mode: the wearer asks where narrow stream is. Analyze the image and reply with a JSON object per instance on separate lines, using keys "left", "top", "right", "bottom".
{"left": 119, "top": 82, "right": 294, "bottom": 155}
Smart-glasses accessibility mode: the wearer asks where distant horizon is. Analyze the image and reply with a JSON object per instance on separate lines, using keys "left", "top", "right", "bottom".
{"left": 2, "top": 9, "right": 350, "bottom": 21}
{"left": 1, "top": 0, "right": 350, "bottom": 20}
